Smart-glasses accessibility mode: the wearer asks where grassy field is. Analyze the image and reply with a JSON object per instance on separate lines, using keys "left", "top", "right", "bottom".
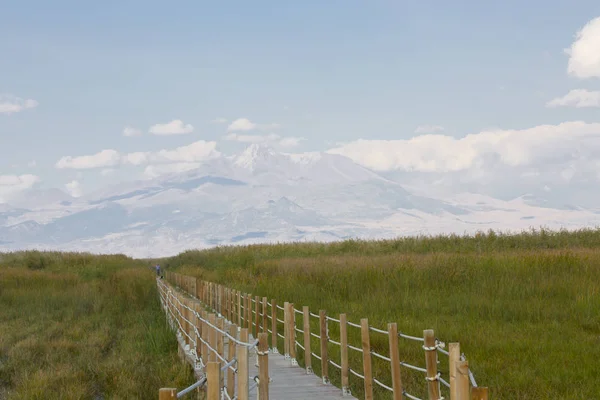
{"left": 0, "top": 251, "right": 193, "bottom": 400}
{"left": 160, "top": 228, "right": 600, "bottom": 399}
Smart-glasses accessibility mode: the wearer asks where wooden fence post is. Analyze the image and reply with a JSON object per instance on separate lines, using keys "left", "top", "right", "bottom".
{"left": 228, "top": 288, "right": 232, "bottom": 321}
{"left": 471, "top": 387, "right": 488, "bottom": 400}
{"left": 254, "top": 296, "right": 260, "bottom": 338}
{"left": 195, "top": 303, "right": 202, "bottom": 362}
{"left": 230, "top": 289, "right": 234, "bottom": 321}
{"left": 456, "top": 360, "right": 470, "bottom": 400}
{"left": 237, "top": 328, "right": 250, "bottom": 400}
{"left": 246, "top": 294, "right": 252, "bottom": 332}
{"left": 212, "top": 283, "right": 216, "bottom": 310}
{"left": 227, "top": 324, "right": 237, "bottom": 399}
{"left": 224, "top": 288, "right": 228, "bottom": 320}
{"left": 237, "top": 291, "right": 242, "bottom": 328}
{"left": 185, "top": 299, "right": 192, "bottom": 347}
{"left": 159, "top": 388, "right": 177, "bottom": 399}
{"left": 283, "top": 302, "right": 290, "bottom": 359}
{"left": 220, "top": 285, "right": 225, "bottom": 316}
{"left": 303, "top": 306, "right": 312, "bottom": 374}
{"left": 202, "top": 311, "right": 209, "bottom": 362}
{"left": 262, "top": 297, "right": 268, "bottom": 333}
{"left": 218, "top": 285, "right": 222, "bottom": 315}
{"left": 258, "top": 332, "right": 270, "bottom": 400}
{"left": 319, "top": 310, "right": 329, "bottom": 384}
{"left": 340, "top": 313, "right": 350, "bottom": 396}
{"left": 212, "top": 283, "right": 216, "bottom": 311}
{"left": 182, "top": 299, "right": 189, "bottom": 347}
{"left": 271, "top": 299, "right": 278, "bottom": 353}
{"left": 289, "top": 303, "right": 297, "bottom": 365}
{"left": 449, "top": 343, "right": 460, "bottom": 400}
{"left": 424, "top": 329, "right": 441, "bottom": 400}
{"left": 208, "top": 314, "right": 217, "bottom": 362}
{"left": 206, "top": 362, "right": 221, "bottom": 400}
{"left": 217, "top": 317, "right": 225, "bottom": 387}
{"left": 361, "top": 318, "right": 374, "bottom": 400}
{"left": 388, "top": 323, "right": 403, "bottom": 400}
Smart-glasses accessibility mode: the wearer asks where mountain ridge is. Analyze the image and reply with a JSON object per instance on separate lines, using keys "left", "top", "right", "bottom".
{"left": 2, "top": 144, "right": 599, "bottom": 257}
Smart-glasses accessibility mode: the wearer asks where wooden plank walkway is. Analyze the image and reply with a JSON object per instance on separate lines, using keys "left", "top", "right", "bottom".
{"left": 164, "top": 277, "right": 358, "bottom": 399}
{"left": 176, "top": 317, "right": 357, "bottom": 399}
{"left": 244, "top": 338, "right": 355, "bottom": 400}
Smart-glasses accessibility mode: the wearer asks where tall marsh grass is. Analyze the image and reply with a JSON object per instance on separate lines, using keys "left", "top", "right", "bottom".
{"left": 0, "top": 251, "right": 193, "bottom": 399}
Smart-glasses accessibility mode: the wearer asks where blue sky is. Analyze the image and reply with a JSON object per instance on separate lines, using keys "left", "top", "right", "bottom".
{"left": 1, "top": 0, "right": 600, "bottom": 199}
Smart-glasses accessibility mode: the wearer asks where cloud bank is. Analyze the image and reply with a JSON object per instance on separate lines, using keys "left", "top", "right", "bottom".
{"left": 328, "top": 121, "right": 600, "bottom": 173}
{"left": 547, "top": 89, "right": 600, "bottom": 108}
{"left": 149, "top": 119, "right": 194, "bottom": 135}
{"left": 55, "top": 141, "right": 221, "bottom": 170}
{"left": 566, "top": 17, "right": 600, "bottom": 79}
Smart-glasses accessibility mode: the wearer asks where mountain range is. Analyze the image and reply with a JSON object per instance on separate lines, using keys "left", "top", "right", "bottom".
{"left": 1, "top": 144, "right": 599, "bottom": 258}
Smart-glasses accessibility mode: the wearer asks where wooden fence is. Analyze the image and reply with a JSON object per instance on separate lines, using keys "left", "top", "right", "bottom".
{"left": 161, "top": 271, "right": 489, "bottom": 400}
{"left": 157, "top": 278, "right": 269, "bottom": 399}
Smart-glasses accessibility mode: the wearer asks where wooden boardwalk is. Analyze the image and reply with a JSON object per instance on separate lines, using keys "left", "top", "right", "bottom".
{"left": 173, "top": 302, "right": 357, "bottom": 399}
{"left": 244, "top": 336, "right": 356, "bottom": 400}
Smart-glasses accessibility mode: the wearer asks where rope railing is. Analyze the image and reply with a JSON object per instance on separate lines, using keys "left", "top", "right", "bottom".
{"left": 162, "top": 271, "right": 489, "bottom": 400}
{"left": 156, "top": 278, "right": 269, "bottom": 400}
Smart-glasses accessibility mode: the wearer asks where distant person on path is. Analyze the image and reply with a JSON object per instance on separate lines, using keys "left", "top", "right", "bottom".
{"left": 155, "top": 264, "right": 161, "bottom": 278}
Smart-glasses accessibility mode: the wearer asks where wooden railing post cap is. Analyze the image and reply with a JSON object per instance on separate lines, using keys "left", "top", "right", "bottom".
{"left": 158, "top": 388, "right": 177, "bottom": 399}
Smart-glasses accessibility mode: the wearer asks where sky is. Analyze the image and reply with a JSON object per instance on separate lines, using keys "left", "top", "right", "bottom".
{"left": 1, "top": 0, "right": 600, "bottom": 201}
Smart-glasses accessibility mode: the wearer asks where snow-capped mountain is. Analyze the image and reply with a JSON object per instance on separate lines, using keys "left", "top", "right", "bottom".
{"left": 2, "top": 144, "right": 599, "bottom": 258}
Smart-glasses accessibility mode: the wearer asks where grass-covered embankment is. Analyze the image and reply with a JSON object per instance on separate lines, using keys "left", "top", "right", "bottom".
{"left": 0, "top": 251, "right": 193, "bottom": 399}
{"left": 160, "top": 228, "right": 600, "bottom": 399}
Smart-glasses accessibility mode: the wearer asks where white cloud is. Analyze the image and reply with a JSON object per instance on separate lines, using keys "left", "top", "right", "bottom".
{"left": 151, "top": 140, "right": 221, "bottom": 164}
{"left": 55, "top": 141, "right": 221, "bottom": 170}
{"left": 415, "top": 125, "right": 444, "bottom": 134}
{"left": 149, "top": 119, "right": 194, "bottom": 135}
{"left": 225, "top": 133, "right": 281, "bottom": 144}
{"left": 227, "top": 117, "right": 281, "bottom": 132}
{"left": 123, "top": 152, "right": 148, "bottom": 166}
{"left": 546, "top": 89, "right": 600, "bottom": 108}
{"left": 278, "top": 137, "right": 305, "bottom": 148}
{"left": 55, "top": 149, "right": 121, "bottom": 169}
{"left": 0, "top": 174, "right": 39, "bottom": 187}
{"left": 143, "top": 163, "right": 201, "bottom": 179}
{"left": 225, "top": 133, "right": 304, "bottom": 148}
{"left": 328, "top": 121, "right": 600, "bottom": 172}
{"left": 0, "top": 95, "right": 38, "bottom": 115}
{"left": 566, "top": 17, "right": 600, "bottom": 79}
{"left": 123, "top": 126, "right": 142, "bottom": 137}
{"left": 0, "top": 174, "right": 40, "bottom": 202}
{"left": 65, "top": 180, "right": 83, "bottom": 197}
{"left": 228, "top": 118, "right": 256, "bottom": 131}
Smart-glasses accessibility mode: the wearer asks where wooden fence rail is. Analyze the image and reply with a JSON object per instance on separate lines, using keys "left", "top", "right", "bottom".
{"left": 160, "top": 271, "right": 489, "bottom": 400}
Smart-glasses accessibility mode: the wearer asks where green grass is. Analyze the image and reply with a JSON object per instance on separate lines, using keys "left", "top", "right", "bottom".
{"left": 159, "top": 228, "right": 600, "bottom": 400}
{"left": 0, "top": 251, "right": 193, "bottom": 399}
